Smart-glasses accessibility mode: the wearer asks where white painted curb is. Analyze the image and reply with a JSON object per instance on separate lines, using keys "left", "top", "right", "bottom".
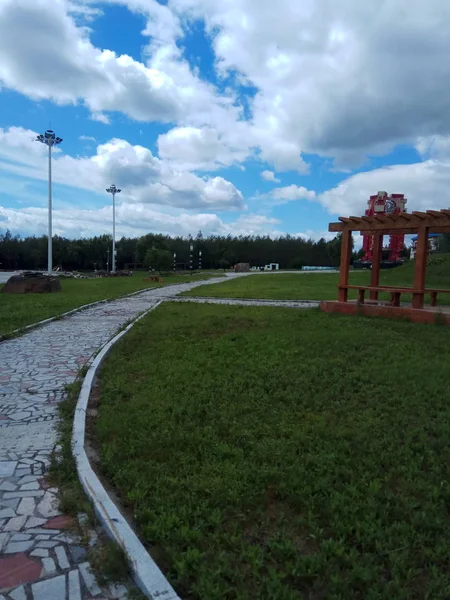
{"left": 72, "top": 300, "right": 181, "bottom": 600}
{"left": 171, "top": 296, "right": 320, "bottom": 308}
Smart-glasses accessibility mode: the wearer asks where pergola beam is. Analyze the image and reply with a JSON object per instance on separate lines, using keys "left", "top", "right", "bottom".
{"left": 329, "top": 209, "right": 450, "bottom": 234}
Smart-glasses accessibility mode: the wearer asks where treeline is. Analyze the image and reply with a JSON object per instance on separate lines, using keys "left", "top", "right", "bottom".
{"left": 0, "top": 230, "right": 346, "bottom": 271}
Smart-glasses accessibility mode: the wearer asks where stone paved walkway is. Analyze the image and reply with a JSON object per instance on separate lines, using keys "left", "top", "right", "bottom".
{"left": 0, "top": 275, "right": 248, "bottom": 600}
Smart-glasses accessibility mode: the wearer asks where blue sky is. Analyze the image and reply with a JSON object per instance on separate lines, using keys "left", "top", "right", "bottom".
{"left": 0, "top": 0, "right": 449, "bottom": 241}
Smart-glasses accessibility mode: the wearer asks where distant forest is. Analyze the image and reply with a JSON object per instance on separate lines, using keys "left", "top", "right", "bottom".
{"left": 0, "top": 229, "right": 349, "bottom": 271}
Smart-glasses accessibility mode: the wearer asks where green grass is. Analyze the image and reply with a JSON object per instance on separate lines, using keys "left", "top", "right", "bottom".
{"left": 96, "top": 302, "right": 450, "bottom": 599}
{"left": 0, "top": 271, "right": 219, "bottom": 336}
{"left": 182, "top": 255, "right": 450, "bottom": 303}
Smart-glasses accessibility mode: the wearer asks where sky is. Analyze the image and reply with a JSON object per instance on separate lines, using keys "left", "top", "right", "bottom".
{"left": 1, "top": 0, "right": 450, "bottom": 242}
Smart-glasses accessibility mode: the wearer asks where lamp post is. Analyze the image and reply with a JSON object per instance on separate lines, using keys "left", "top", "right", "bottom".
{"left": 106, "top": 185, "right": 121, "bottom": 272}
{"left": 189, "top": 243, "right": 194, "bottom": 270}
{"left": 36, "top": 129, "right": 63, "bottom": 274}
{"left": 173, "top": 251, "right": 177, "bottom": 271}
{"left": 198, "top": 250, "right": 202, "bottom": 270}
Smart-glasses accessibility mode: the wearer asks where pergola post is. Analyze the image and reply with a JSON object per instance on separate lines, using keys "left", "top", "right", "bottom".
{"left": 338, "top": 229, "right": 352, "bottom": 302}
{"left": 412, "top": 225, "right": 429, "bottom": 309}
{"left": 369, "top": 234, "right": 383, "bottom": 300}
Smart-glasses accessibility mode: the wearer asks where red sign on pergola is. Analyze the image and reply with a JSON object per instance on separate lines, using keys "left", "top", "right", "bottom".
{"left": 328, "top": 209, "right": 450, "bottom": 310}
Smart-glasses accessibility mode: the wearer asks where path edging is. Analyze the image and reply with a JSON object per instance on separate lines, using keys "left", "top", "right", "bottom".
{"left": 172, "top": 296, "right": 320, "bottom": 307}
{"left": 72, "top": 299, "right": 181, "bottom": 600}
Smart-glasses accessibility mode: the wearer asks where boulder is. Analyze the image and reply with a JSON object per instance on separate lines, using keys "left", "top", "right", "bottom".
{"left": 1, "top": 272, "right": 62, "bottom": 294}
{"left": 234, "top": 262, "right": 250, "bottom": 272}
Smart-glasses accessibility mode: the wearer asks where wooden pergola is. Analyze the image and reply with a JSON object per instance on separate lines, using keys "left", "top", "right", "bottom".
{"left": 329, "top": 209, "right": 450, "bottom": 309}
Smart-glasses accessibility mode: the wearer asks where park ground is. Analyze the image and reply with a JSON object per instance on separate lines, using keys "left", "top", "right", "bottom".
{"left": 182, "top": 254, "right": 450, "bottom": 303}
{"left": 92, "top": 292, "right": 450, "bottom": 600}
{"left": 2, "top": 255, "right": 449, "bottom": 336}
{"left": 0, "top": 271, "right": 219, "bottom": 336}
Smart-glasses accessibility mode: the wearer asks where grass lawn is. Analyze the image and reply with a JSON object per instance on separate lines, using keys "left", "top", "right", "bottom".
{"left": 0, "top": 271, "right": 219, "bottom": 336}
{"left": 96, "top": 302, "right": 450, "bottom": 599}
{"left": 182, "top": 255, "right": 450, "bottom": 304}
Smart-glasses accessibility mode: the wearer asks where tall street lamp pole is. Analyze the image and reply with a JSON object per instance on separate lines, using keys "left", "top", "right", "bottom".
{"left": 106, "top": 185, "right": 121, "bottom": 272}
{"left": 36, "top": 130, "right": 63, "bottom": 274}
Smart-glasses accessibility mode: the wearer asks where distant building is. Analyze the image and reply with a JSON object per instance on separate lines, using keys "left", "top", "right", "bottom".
{"left": 264, "top": 263, "right": 279, "bottom": 271}
{"left": 410, "top": 233, "right": 439, "bottom": 258}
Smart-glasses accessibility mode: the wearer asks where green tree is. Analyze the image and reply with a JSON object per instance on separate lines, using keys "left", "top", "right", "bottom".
{"left": 144, "top": 248, "right": 173, "bottom": 273}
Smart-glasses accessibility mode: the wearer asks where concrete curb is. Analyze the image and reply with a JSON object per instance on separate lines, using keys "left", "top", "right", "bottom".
{"left": 72, "top": 299, "right": 181, "bottom": 600}
{"left": 170, "top": 296, "right": 320, "bottom": 308}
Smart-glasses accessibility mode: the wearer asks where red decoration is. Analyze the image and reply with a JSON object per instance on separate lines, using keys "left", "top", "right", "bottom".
{"left": 361, "top": 192, "right": 407, "bottom": 262}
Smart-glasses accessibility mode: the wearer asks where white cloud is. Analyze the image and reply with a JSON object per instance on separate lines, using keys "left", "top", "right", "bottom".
{"left": 157, "top": 126, "right": 250, "bottom": 171}
{"left": 0, "top": 127, "right": 244, "bottom": 211}
{"left": 0, "top": 202, "right": 282, "bottom": 239}
{"left": 261, "top": 170, "right": 280, "bottom": 183}
{"left": 0, "top": 0, "right": 238, "bottom": 128}
{"left": 169, "top": 0, "right": 450, "bottom": 166}
{"left": 270, "top": 185, "right": 316, "bottom": 204}
{"left": 6, "top": 0, "right": 450, "bottom": 173}
{"left": 79, "top": 135, "right": 96, "bottom": 141}
{"left": 90, "top": 113, "right": 110, "bottom": 125}
{"left": 317, "top": 159, "right": 450, "bottom": 217}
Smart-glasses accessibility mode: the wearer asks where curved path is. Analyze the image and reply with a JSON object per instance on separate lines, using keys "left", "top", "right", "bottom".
{"left": 0, "top": 276, "right": 247, "bottom": 600}
{"left": 0, "top": 273, "right": 316, "bottom": 600}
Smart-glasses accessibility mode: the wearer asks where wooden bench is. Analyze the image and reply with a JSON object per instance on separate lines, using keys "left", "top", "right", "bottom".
{"left": 426, "top": 288, "right": 450, "bottom": 307}
{"left": 342, "top": 285, "right": 413, "bottom": 307}
{"left": 341, "top": 285, "right": 450, "bottom": 308}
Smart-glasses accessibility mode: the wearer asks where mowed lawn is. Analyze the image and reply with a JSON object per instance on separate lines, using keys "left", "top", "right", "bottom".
{"left": 96, "top": 302, "right": 450, "bottom": 599}
{"left": 182, "top": 256, "right": 450, "bottom": 303}
{"left": 0, "top": 272, "right": 219, "bottom": 336}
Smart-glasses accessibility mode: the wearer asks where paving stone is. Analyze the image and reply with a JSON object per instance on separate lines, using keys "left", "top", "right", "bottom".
{"left": 0, "top": 481, "right": 16, "bottom": 491}
{"left": 0, "top": 533, "right": 9, "bottom": 551}
{"left": 32, "top": 574, "right": 66, "bottom": 600}
{"left": 55, "top": 545, "right": 70, "bottom": 570}
{"left": 18, "top": 476, "right": 38, "bottom": 485}
{"left": 41, "top": 557, "right": 57, "bottom": 576}
{"left": 20, "top": 482, "right": 40, "bottom": 491}
{"left": 3, "top": 491, "right": 44, "bottom": 499}
{"left": 17, "top": 497, "right": 35, "bottom": 516}
{"left": 1, "top": 498, "right": 20, "bottom": 509}
{"left": 36, "top": 541, "right": 58, "bottom": 548}
{"left": 0, "top": 461, "right": 17, "bottom": 477}
{"left": 0, "top": 552, "right": 41, "bottom": 588}
{"left": 3, "top": 515, "right": 27, "bottom": 531}
{"left": 36, "top": 492, "right": 59, "bottom": 518}
{"left": 68, "top": 569, "right": 81, "bottom": 600}
{"left": 30, "top": 548, "right": 49, "bottom": 557}
{"left": 24, "top": 516, "right": 47, "bottom": 529}
{"left": 44, "top": 515, "right": 74, "bottom": 529}
{"left": 79, "top": 562, "right": 102, "bottom": 596}
{"left": 10, "top": 534, "right": 31, "bottom": 542}
{"left": 4, "top": 539, "right": 34, "bottom": 553}
{"left": 9, "top": 586, "right": 26, "bottom": 600}
{"left": 0, "top": 507, "right": 15, "bottom": 519}
{"left": 70, "top": 545, "right": 86, "bottom": 562}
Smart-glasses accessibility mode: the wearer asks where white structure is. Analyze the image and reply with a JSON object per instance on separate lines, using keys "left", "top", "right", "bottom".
{"left": 264, "top": 263, "right": 279, "bottom": 271}
{"left": 36, "top": 129, "right": 63, "bottom": 274}
{"left": 410, "top": 233, "right": 439, "bottom": 258}
{"left": 106, "top": 185, "right": 121, "bottom": 272}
